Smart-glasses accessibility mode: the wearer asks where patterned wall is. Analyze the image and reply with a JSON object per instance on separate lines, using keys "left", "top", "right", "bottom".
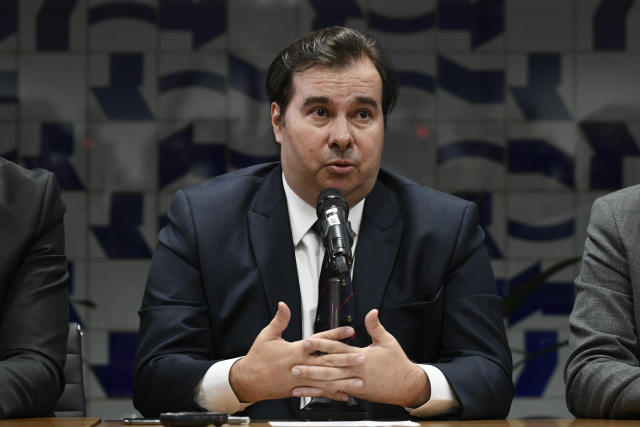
{"left": 1, "top": 0, "right": 639, "bottom": 419}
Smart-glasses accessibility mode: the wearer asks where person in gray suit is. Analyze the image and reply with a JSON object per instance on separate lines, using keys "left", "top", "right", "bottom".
{"left": 0, "top": 158, "right": 69, "bottom": 418}
{"left": 565, "top": 184, "right": 640, "bottom": 418}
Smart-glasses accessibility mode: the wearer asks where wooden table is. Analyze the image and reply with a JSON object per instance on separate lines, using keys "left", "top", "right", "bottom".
{"left": 0, "top": 418, "right": 100, "bottom": 427}
{"left": 95, "top": 420, "right": 640, "bottom": 427}
{"left": 3, "top": 420, "right": 640, "bottom": 427}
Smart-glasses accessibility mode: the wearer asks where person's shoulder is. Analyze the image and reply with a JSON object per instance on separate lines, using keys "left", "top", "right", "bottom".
{"left": 0, "top": 158, "right": 63, "bottom": 245}
{"left": 163, "top": 163, "right": 281, "bottom": 231}
{"left": 0, "top": 158, "right": 60, "bottom": 210}
{"left": 592, "top": 184, "right": 640, "bottom": 219}
{"left": 181, "top": 162, "right": 278, "bottom": 196}
{"left": 0, "top": 157, "right": 55, "bottom": 190}
{"left": 375, "top": 169, "right": 475, "bottom": 238}
{"left": 172, "top": 162, "right": 280, "bottom": 214}
{"left": 591, "top": 184, "right": 640, "bottom": 230}
{"left": 597, "top": 184, "right": 640, "bottom": 209}
{"left": 378, "top": 168, "right": 470, "bottom": 211}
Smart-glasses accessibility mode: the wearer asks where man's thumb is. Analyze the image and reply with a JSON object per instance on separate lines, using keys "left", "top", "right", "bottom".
{"left": 365, "top": 309, "right": 388, "bottom": 344}
{"left": 267, "top": 301, "right": 291, "bottom": 338}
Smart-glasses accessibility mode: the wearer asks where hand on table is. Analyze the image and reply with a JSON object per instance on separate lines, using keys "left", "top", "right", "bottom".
{"left": 291, "top": 309, "right": 431, "bottom": 408}
{"left": 229, "top": 302, "right": 365, "bottom": 403}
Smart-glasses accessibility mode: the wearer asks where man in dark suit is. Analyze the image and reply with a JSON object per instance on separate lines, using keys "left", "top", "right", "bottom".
{"left": 134, "top": 26, "right": 512, "bottom": 420}
{"left": 0, "top": 158, "right": 69, "bottom": 418}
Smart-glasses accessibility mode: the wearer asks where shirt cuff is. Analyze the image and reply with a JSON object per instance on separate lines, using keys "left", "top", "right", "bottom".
{"left": 405, "top": 364, "right": 460, "bottom": 417}
{"left": 194, "top": 357, "right": 252, "bottom": 414}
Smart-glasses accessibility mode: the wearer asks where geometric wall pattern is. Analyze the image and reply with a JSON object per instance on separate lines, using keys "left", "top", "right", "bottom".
{"left": 1, "top": 0, "right": 640, "bottom": 419}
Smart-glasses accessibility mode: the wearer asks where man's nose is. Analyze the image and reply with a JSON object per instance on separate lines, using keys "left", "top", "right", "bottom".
{"left": 329, "top": 116, "right": 353, "bottom": 152}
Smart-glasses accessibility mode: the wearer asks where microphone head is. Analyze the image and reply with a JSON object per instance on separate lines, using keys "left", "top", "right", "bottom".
{"left": 316, "top": 188, "right": 353, "bottom": 274}
{"left": 316, "top": 188, "right": 349, "bottom": 219}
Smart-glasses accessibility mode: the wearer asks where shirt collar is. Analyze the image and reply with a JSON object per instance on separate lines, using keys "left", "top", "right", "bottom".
{"left": 282, "top": 173, "right": 364, "bottom": 247}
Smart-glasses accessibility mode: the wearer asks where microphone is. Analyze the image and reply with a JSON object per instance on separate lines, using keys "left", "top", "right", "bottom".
{"left": 316, "top": 188, "right": 354, "bottom": 276}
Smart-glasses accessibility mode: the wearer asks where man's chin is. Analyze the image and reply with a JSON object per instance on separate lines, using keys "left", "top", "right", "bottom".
{"left": 318, "top": 180, "right": 352, "bottom": 196}
{"left": 329, "top": 185, "right": 365, "bottom": 207}
{"left": 315, "top": 175, "right": 370, "bottom": 205}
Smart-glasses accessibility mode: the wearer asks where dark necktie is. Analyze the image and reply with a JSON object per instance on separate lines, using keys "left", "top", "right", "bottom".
{"left": 312, "top": 222, "right": 355, "bottom": 343}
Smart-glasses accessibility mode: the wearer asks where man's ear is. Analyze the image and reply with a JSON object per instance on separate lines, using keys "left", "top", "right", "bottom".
{"left": 271, "top": 102, "right": 283, "bottom": 145}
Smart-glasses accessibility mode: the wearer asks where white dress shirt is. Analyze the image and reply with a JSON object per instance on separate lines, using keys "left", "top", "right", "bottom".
{"left": 194, "top": 175, "right": 459, "bottom": 416}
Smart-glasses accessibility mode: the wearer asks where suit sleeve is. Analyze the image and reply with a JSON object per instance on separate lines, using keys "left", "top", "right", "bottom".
{"left": 0, "top": 173, "right": 69, "bottom": 419}
{"left": 565, "top": 196, "right": 640, "bottom": 418}
{"left": 431, "top": 201, "right": 513, "bottom": 419}
{"left": 133, "top": 189, "right": 218, "bottom": 417}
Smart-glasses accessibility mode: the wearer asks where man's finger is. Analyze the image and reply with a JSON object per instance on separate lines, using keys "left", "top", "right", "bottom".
{"left": 325, "top": 378, "right": 365, "bottom": 396}
{"left": 296, "top": 378, "right": 363, "bottom": 396}
{"left": 303, "top": 352, "right": 365, "bottom": 368}
{"left": 304, "top": 337, "right": 357, "bottom": 355}
{"left": 311, "top": 326, "right": 354, "bottom": 341}
{"left": 291, "top": 365, "right": 354, "bottom": 381}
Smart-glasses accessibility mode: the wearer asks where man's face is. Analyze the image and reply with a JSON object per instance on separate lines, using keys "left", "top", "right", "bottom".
{"left": 271, "top": 57, "right": 385, "bottom": 208}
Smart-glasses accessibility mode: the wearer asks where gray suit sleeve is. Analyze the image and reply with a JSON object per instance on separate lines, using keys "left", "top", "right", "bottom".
{"left": 0, "top": 172, "right": 69, "bottom": 418}
{"left": 565, "top": 194, "right": 640, "bottom": 418}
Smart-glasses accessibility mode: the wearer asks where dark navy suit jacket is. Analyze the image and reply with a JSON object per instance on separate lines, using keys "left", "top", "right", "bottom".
{"left": 133, "top": 163, "right": 512, "bottom": 419}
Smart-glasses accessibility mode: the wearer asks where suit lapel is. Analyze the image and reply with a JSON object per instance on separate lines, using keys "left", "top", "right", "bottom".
{"left": 247, "top": 166, "right": 302, "bottom": 343}
{"left": 352, "top": 179, "right": 404, "bottom": 346}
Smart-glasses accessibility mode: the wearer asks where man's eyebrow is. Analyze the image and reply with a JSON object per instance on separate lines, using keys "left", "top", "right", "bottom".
{"left": 302, "top": 96, "right": 379, "bottom": 109}
{"left": 302, "top": 96, "right": 331, "bottom": 107}
{"left": 355, "top": 97, "right": 379, "bottom": 109}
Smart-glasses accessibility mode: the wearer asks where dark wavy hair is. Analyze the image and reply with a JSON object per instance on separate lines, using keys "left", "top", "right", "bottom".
{"left": 265, "top": 26, "right": 398, "bottom": 126}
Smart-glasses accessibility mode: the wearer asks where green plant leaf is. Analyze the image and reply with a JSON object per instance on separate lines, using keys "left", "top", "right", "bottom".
{"left": 502, "top": 257, "right": 580, "bottom": 318}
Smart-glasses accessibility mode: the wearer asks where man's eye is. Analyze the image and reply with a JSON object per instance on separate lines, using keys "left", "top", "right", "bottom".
{"left": 312, "top": 108, "right": 327, "bottom": 117}
{"left": 357, "top": 110, "right": 370, "bottom": 119}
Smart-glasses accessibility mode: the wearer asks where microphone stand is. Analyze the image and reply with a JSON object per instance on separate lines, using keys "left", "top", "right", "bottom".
{"left": 298, "top": 257, "right": 367, "bottom": 421}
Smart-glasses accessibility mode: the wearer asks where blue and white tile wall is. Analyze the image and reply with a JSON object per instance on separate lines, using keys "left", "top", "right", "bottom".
{"left": 1, "top": 0, "right": 639, "bottom": 419}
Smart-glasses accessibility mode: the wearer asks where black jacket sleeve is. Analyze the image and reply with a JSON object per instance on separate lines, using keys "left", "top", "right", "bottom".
{"left": 0, "top": 162, "right": 69, "bottom": 418}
